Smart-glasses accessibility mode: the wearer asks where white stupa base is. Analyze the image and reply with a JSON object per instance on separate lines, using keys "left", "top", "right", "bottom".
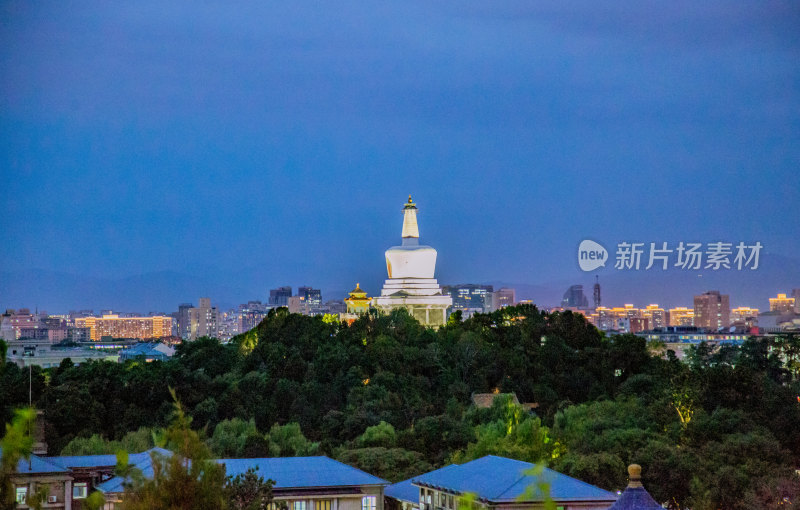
{"left": 374, "top": 278, "right": 453, "bottom": 328}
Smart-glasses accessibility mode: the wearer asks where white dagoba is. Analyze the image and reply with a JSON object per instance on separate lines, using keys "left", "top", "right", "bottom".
{"left": 373, "top": 196, "right": 452, "bottom": 327}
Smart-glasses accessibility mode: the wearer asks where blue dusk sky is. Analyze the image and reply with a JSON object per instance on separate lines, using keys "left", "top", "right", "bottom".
{"left": 1, "top": 1, "right": 799, "bottom": 311}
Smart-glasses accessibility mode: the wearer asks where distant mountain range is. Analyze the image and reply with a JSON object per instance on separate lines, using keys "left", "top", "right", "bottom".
{"left": 2, "top": 252, "right": 797, "bottom": 313}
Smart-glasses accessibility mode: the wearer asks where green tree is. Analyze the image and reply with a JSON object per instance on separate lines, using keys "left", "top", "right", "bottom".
{"left": 119, "top": 390, "right": 227, "bottom": 510}
{"left": 224, "top": 467, "right": 274, "bottom": 510}
{"left": 0, "top": 408, "right": 35, "bottom": 510}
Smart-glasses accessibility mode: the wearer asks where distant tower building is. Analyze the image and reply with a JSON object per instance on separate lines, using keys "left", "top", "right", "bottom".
{"left": 693, "top": 291, "right": 730, "bottom": 330}
{"left": 297, "top": 286, "right": 322, "bottom": 311}
{"left": 443, "top": 284, "right": 494, "bottom": 315}
{"left": 793, "top": 289, "right": 800, "bottom": 313}
{"left": 769, "top": 293, "right": 796, "bottom": 313}
{"left": 593, "top": 276, "right": 601, "bottom": 310}
{"left": 188, "top": 297, "right": 219, "bottom": 340}
{"left": 373, "top": 196, "right": 452, "bottom": 327}
{"left": 561, "top": 285, "right": 589, "bottom": 309}
{"left": 492, "top": 288, "right": 516, "bottom": 310}
{"left": 269, "top": 286, "right": 293, "bottom": 307}
{"left": 175, "top": 303, "right": 193, "bottom": 339}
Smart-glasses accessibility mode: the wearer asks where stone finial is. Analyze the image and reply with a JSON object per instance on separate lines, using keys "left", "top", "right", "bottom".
{"left": 627, "top": 464, "right": 643, "bottom": 488}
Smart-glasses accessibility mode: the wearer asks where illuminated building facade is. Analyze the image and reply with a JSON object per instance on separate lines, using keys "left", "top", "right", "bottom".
{"left": 269, "top": 286, "right": 292, "bottom": 307}
{"left": 75, "top": 315, "right": 173, "bottom": 341}
{"left": 642, "top": 304, "right": 666, "bottom": 329}
{"left": 667, "top": 307, "right": 695, "bottom": 327}
{"left": 297, "top": 287, "right": 322, "bottom": 311}
{"left": 595, "top": 305, "right": 648, "bottom": 332}
{"left": 769, "top": 293, "right": 796, "bottom": 313}
{"left": 342, "top": 283, "right": 372, "bottom": 325}
{"left": 188, "top": 298, "right": 219, "bottom": 340}
{"left": 443, "top": 284, "right": 493, "bottom": 315}
{"left": 730, "top": 306, "right": 759, "bottom": 329}
{"left": 373, "top": 196, "right": 452, "bottom": 327}
{"left": 693, "top": 291, "right": 730, "bottom": 330}
{"left": 492, "top": 288, "right": 516, "bottom": 310}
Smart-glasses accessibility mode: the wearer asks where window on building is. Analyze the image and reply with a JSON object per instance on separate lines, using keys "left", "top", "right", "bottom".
{"left": 315, "top": 500, "right": 332, "bottom": 510}
{"left": 362, "top": 496, "right": 377, "bottom": 510}
{"left": 293, "top": 501, "right": 307, "bottom": 510}
{"left": 73, "top": 482, "right": 88, "bottom": 499}
{"left": 16, "top": 486, "right": 28, "bottom": 504}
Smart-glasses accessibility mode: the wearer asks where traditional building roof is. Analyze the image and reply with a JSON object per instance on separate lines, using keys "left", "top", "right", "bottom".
{"left": 471, "top": 392, "right": 520, "bottom": 409}
{"left": 218, "top": 456, "right": 388, "bottom": 488}
{"left": 386, "top": 465, "right": 461, "bottom": 504}
{"left": 46, "top": 447, "right": 171, "bottom": 470}
{"left": 607, "top": 465, "right": 662, "bottom": 510}
{"left": 94, "top": 448, "right": 174, "bottom": 493}
{"left": 349, "top": 283, "right": 367, "bottom": 296}
{"left": 412, "top": 456, "right": 616, "bottom": 505}
{"left": 0, "top": 448, "right": 69, "bottom": 475}
{"left": 96, "top": 453, "right": 387, "bottom": 494}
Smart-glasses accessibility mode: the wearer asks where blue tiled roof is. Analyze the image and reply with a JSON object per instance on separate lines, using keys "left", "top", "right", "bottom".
{"left": 218, "top": 456, "right": 388, "bottom": 488}
{"left": 47, "top": 448, "right": 167, "bottom": 470}
{"left": 96, "top": 448, "right": 173, "bottom": 494}
{"left": 412, "top": 456, "right": 616, "bottom": 504}
{"left": 607, "top": 486, "right": 663, "bottom": 509}
{"left": 386, "top": 465, "right": 461, "bottom": 503}
{"left": 119, "top": 343, "right": 172, "bottom": 360}
{"left": 97, "top": 454, "right": 387, "bottom": 493}
{"left": 0, "top": 448, "right": 69, "bottom": 475}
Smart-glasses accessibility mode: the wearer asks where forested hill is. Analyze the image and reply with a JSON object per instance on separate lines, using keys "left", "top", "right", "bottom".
{"left": 2, "top": 305, "right": 799, "bottom": 509}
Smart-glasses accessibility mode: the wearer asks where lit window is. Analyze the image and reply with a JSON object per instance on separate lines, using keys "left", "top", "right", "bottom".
{"left": 293, "top": 502, "right": 307, "bottom": 510}
{"left": 73, "top": 482, "right": 88, "bottom": 499}
{"left": 316, "top": 500, "right": 332, "bottom": 510}
{"left": 362, "top": 496, "right": 377, "bottom": 510}
{"left": 16, "top": 486, "right": 27, "bottom": 504}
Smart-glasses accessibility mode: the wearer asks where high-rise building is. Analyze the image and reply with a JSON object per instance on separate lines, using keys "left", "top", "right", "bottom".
{"left": 642, "top": 305, "right": 666, "bottom": 329}
{"left": 561, "top": 285, "right": 589, "bottom": 309}
{"left": 0, "top": 309, "right": 39, "bottom": 341}
{"left": 793, "top": 289, "right": 800, "bottom": 313}
{"left": 443, "top": 284, "right": 494, "bottom": 314}
{"left": 693, "top": 291, "right": 730, "bottom": 330}
{"left": 288, "top": 296, "right": 312, "bottom": 315}
{"left": 269, "top": 287, "right": 293, "bottom": 307}
{"left": 74, "top": 315, "right": 173, "bottom": 341}
{"left": 188, "top": 297, "right": 219, "bottom": 340}
{"left": 297, "top": 287, "right": 322, "bottom": 311}
{"left": 492, "top": 288, "right": 516, "bottom": 310}
{"left": 769, "top": 293, "right": 796, "bottom": 313}
{"left": 373, "top": 196, "right": 452, "bottom": 327}
{"left": 593, "top": 276, "right": 601, "bottom": 310}
{"left": 667, "top": 307, "right": 695, "bottom": 327}
{"left": 236, "top": 302, "right": 268, "bottom": 334}
{"left": 174, "top": 303, "right": 193, "bottom": 339}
